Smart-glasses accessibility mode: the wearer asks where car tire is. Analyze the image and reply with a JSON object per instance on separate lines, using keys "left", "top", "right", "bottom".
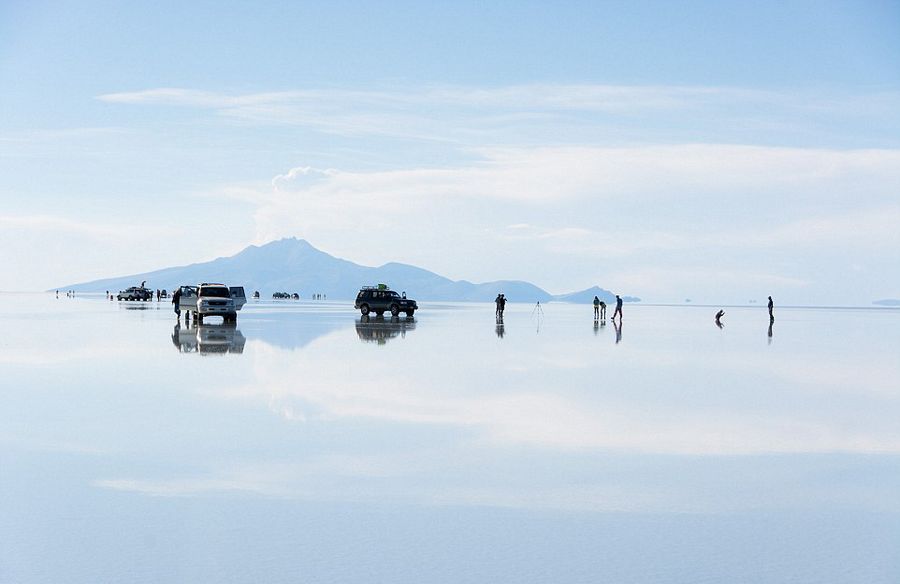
{"left": 406, "top": 310, "right": 415, "bottom": 317}
{"left": 360, "top": 304, "right": 370, "bottom": 316}
{"left": 390, "top": 304, "right": 400, "bottom": 317}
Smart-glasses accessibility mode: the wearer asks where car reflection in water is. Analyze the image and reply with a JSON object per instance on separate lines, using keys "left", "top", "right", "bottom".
{"left": 355, "top": 315, "right": 416, "bottom": 345}
{"left": 171, "top": 322, "right": 246, "bottom": 355}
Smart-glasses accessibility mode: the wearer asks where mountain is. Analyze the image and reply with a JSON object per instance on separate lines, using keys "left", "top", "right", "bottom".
{"left": 58, "top": 238, "right": 638, "bottom": 303}
{"left": 553, "top": 286, "right": 640, "bottom": 304}
{"left": 872, "top": 299, "right": 900, "bottom": 307}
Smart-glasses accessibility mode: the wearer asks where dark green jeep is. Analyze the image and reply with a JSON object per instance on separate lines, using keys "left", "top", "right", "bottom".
{"left": 354, "top": 286, "right": 417, "bottom": 317}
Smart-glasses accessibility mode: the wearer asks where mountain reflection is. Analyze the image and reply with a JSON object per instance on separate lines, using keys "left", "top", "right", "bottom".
{"left": 172, "top": 322, "right": 246, "bottom": 355}
{"left": 356, "top": 315, "right": 416, "bottom": 345}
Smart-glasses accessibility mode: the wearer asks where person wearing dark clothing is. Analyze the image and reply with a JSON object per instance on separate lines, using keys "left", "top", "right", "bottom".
{"left": 612, "top": 295, "right": 623, "bottom": 320}
{"left": 600, "top": 301, "right": 607, "bottom": 320}
{"left": 593, "top": 296, "right": 600, "bottom": 319}
{"left": 172, "top": 287, "right": 183, "bottom": 320}
{"left": 768, "top": 296, "right": 774, "bottom": 320}
{"left": 499, "top": 294, "right": 507, "bottom": 317}
{"left": 715, "top": 309, "right": 725, "bottom": 328}
{"left": 495, "top": 294, "right": 502, "bottom": 317}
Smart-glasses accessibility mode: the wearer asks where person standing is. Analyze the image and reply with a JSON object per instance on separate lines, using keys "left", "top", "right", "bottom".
{"left": 612, "top": 295, "right": 623, "bottom": 320}
{"left": 495, "top": 294, "right": 502, "bottom": 318}
{"left": 600, "top": 300, "right": 607, "bottom": 320}
{"left": 499, "top": 294, "right": 507, "bottom": 318}
{"left": 593, "top": 295, "right": 600, "bottom": 319}
{"left": 172, "top": 287, "right": 183, "bottom": 320}
{"left": 768, "top": 296, "right": 774, "bottom": 321}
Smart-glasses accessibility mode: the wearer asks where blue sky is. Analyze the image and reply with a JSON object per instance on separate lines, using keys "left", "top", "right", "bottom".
{"left": 1, "top": 1, "right": 899, "bottom": 302}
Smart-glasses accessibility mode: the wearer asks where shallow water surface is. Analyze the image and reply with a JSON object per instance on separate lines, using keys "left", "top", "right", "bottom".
{"left": 2, "top": 294, "right": 899, "bottom": 583}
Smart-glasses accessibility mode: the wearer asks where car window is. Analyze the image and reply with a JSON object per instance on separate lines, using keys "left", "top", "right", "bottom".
{"left": 200, "top": 287, "right": 230, "bottom": 298}
{"left": 387, "top": 292, "right": 399, "bottom": 299}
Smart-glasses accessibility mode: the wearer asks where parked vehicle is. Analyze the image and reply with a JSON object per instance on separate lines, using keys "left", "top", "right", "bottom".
{"left": 117, "top": 286, "right": 153, "bottom": 301}
{"left": 177, "top": 283, "right": 246, "bottom": 324}
{"left": 354, "top": 285, "right": 417, "bottom": 317}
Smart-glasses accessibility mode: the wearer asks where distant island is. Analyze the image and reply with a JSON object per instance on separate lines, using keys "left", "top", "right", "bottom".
{"left": 873, "top": 299, "right": 900, "bottom": 307}
{"left": 57, "top": 237, "right": 640, "bottom": 304}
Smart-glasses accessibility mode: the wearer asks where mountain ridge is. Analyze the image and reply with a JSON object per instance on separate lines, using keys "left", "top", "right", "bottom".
{"left": 58, "top": 237, "right": 640, "bottom": 303}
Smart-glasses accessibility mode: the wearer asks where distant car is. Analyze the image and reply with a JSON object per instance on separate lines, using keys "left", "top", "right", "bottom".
{"left": 117, "top": 286, "right": 153, "bottom": 301}
{"left": 354, "top": 286, "right": 417, "bottom": 317}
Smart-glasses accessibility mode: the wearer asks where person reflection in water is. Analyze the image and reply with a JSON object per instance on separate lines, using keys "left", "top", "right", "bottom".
{"left": 768, "top": 319, "right": 774, "bottom": 344}
{"left": 715, "top": 309, "right": 725, "bottom": 328}
{"left": 613, "top": 318, "right": 622, "bottom": 344}
{"left": 495, "top": 318, "right": 505, "bottom": 338}
{"left": 171, "top": 322, "right": 182, "bottom": 351}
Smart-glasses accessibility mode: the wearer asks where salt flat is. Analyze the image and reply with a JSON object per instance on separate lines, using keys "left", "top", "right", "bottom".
{"left": 2, "top": 294, "right": 899, "bottom": 583}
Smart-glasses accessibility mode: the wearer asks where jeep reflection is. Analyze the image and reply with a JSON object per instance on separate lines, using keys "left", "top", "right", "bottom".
{"left": 354, "top": 285, "right": 417, "bottom": 317}
{"left": 355, "top": 315, "right": 416, "bottom": 344}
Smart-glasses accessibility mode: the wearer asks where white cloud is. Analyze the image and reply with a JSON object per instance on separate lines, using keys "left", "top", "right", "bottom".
{"left": 96, "top": 84, "right": 900, "bottom": 145}
{"left": 0, "top": 214, "right": 184, "bottom": 290}
{"left": 186, "top": 143, "right": 900, "bottom": 301}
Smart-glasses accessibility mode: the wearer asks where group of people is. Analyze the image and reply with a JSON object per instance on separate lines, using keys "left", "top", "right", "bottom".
{"left": 494, "top": 294, "right": 507, "bottom": 318}
{"left": 593, "top": 294, "right": 623, "bottom": 321}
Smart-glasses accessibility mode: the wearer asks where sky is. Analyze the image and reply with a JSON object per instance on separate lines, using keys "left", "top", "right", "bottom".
{"left": 1, "top": 0, "right": 899, "bottom": 303}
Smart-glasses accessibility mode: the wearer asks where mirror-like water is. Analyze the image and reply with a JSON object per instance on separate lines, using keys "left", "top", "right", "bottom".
{"left": 2, "top": 294, "right": 899, "bottom": 583}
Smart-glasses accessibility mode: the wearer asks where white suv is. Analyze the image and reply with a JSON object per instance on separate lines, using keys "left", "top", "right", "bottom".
{"left": 179, "top": 283, "right": 246, "bottom": 324}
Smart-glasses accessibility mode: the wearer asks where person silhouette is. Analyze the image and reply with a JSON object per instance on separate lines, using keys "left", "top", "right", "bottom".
{"left": 599, "top": 300, "right": 606, "bottom": 320}
{"left": 715, "top": 309, "right": 725, "bottom": 328}
{"left": 768, "top": 296, "right": 774, "bottom": 321}
{"left": 172, "top": 287, "right": 183, "bottom": 320}
{"left": 768, "top": 319, "right": 774, "bottom": 344}
{"left": 495, "top": 294, "right": 502, "bottom": 317}
{"left": 593, "top": 295, "right": 600, "bottom": 319}
{"left": 612, "top": 295, "right": 623, "bottom": 320}
{"left": 613, "top": 318, "right": 622, "bottom": 344}
{"left": 499, "top": 294, "right": 507, "bottom": 317}
{"left": 495, "top": 318, "right": 505, "bottom": 338}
